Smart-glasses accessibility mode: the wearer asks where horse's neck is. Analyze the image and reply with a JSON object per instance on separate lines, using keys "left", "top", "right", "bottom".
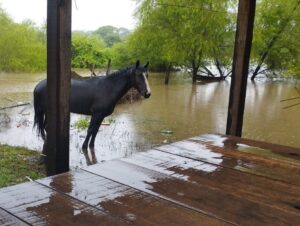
{"left": 106, "top": 72, "right": 132, "bottom": 103}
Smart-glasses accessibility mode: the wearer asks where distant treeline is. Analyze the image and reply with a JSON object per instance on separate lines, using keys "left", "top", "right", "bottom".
{"left": 71, "top": 26, "right": 131, "bottom": 69}
{"left": 0, "top": 7, "right": 46, "bottom": 72}
{"left": 0, "top": 6, "right": 131, "bottom": 72}
{"left": 1, "top": 0, "right": 300, "bottom": 79}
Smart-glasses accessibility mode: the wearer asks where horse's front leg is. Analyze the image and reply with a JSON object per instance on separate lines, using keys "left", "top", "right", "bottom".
{"left": 82, "top": 114, "right": 103, "bottom": 150}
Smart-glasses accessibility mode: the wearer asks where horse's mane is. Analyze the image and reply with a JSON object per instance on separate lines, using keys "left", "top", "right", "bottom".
{"left": 107, "top": 66, "right": 133, "bottom": 78}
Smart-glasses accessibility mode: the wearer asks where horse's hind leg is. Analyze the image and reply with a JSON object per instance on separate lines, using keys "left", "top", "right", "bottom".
{"left": 40, "top": 117, "right": 47, "bottom": 164}
{"left": 82, "top": 114, "right": 103, "bottom": 150}
{"left": 89, "top": 117, "right": 103, "bottom": 148}
{"left": 40, "top": 136, "right": 47, "bottom": 163}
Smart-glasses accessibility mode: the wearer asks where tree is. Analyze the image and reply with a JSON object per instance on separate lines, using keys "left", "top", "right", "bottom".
{"left": 93, "top": 26, "right": 131, "bottom": 47}
{"left": 0, "top": 7, "right": 46, "bottom": 72}
{"left": 106, "top": 40, "right": 135, "bottom": 69}
{"left": 71, "top": 32, "right": 107, "bottom": 68}
{"left": 131, "top": 0, "right": 234, "bottom": 82}
{"left": 251, "top": 0, "right": 300, "bottom": 79}
{"left": 118, "top": 27, "right": 131, "bottom": 39}
{"left": 127, "top": 25, "right": 172, "bottom": 71}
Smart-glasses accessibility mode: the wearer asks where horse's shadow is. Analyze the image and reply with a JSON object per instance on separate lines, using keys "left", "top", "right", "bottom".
{"left": 82, "top": 147, "right": 98, "bottom": 166}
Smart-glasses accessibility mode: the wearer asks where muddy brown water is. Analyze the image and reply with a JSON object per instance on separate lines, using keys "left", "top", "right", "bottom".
{"left": 0, "top": 71, "right": 299, "bottom": 168}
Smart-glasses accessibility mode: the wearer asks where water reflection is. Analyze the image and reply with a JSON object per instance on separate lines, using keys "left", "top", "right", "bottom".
{"left": 0, "top": 72, "right": 299, "bottom": 168}
{"left": 82, "top": 147, "right": 98, "bottom": 166}
{"left": 24, "top": 174, "right": 117, "bottom": 225}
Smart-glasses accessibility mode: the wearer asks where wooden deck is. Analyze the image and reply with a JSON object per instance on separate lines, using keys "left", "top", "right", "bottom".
{"left": 1, "top": 134, "right": 300, "bottom": 225}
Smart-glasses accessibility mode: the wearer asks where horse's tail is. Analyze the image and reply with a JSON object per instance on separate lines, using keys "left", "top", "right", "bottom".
{"left": 33, "top": 87, "right": 46, "bottom": 140}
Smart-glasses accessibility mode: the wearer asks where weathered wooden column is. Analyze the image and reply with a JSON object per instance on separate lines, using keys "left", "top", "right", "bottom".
{"left": 46, "top": 0, "right": 72, "bottom": 175}
{"left": 226, "top": 0, "right": 256, "bottom": 137}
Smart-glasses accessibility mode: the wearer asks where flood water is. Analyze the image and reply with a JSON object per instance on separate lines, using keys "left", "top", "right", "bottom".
{"left": 0, "top": 71, "right": 299, "bottom": 168}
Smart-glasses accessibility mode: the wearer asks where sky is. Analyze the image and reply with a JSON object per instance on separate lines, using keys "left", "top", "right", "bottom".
{"left": 0, "top": 0, "right": 137, "bottom": 30}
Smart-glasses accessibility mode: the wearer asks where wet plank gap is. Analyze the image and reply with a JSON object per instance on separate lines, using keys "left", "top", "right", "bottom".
{"left": 38, "top": 169, "right": 232, "bottom": 226}
{"left": 0, "top": 207, "right": 30, "bottom": 226}
{"left": 194, "top": 134, "right": 300, "bottom": 163}
{"left": 121, "top": 149, "right": 300, "bottom": 215}
{"left": 84, "top": 160, "right": 300, "bottom": 226}
{"left": 154, "top": 140, "right": 300, "bottom": 186}
{"left": 81, "top": 166, "right": 236, "bottom": 225}
{"left": 212, "top": 133, "right": 300, "bottom": 155}
{"left": 0, "top": 181, "right": 133, "bottom": 225}
{"left": 197, "top": 140, "right": 300, "bottom": 171}
{"left": 187, "top": 137, "right": 300, "bottom": 168}
{"left": 34, "top": 178, "right": 134, "bottom": 226}
{"left": 191, "top": 139, "right": 300, "bottom": 170}
{"left": 155, "top": 142, "right": 300, "bottom": 187}
{"left": 154, "top": 145, "right": 300, "bottom": 187}
{"left": 189, "top": 137, "right": 300, "bottom": 183}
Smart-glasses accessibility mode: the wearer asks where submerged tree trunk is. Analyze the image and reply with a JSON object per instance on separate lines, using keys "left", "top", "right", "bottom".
{"left": 200, "top": 65, "right": 215, "bottom": 77}
{"left": 192, "top": 69, "right": 198, "bottom": 83}
{"left": 191, "top": 60, "right": 200, "bottom": 83}
{"left": 106, "top": 58, "right": 112, "bottom": 76}
{"left": 215, "top": 59, "right": 224, "bottom": 77}
{"left": 164, "top": 63, "right": 172, "bottom": 85}
{"left": 89, "top": 63, "right": 96, "bottom": 77}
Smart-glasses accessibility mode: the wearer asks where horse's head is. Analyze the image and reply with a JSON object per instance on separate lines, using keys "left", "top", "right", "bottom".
{"left": 132, "top": 60, "right": 151, "bottom": 98}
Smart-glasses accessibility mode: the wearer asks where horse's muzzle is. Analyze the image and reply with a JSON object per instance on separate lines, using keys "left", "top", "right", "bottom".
{"left": 144, "top": 93, "right": 151, "bottom": 98}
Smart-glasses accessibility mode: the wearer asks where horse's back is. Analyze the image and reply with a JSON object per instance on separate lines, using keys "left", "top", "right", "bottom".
{"left": 70, "top": 78, "right": 101, "bottom": 115}
{"left": 34, "top": 79, "right": 47, "bottom": 93}
{"left": 33, "top": 77, "right": 109, "bottom": 115}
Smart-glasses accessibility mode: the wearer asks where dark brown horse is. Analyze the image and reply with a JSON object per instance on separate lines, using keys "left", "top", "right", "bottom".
{"left": 34, "top": 60, "right": 151, "bottom": 149}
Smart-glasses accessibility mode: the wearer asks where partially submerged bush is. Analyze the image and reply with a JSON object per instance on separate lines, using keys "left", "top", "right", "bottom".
{"left": 74, "top": 118, "right": 89, "bottom": 130}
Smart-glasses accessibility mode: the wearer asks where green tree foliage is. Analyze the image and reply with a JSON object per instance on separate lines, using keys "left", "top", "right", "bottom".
{"left": 94, "top": 25, "right": 131, "bottom": 47}
{"left": 0, "top": 7, "right": 46, "bottom": 72}
{"left": 118, "top": 27, "right": 131, "bottom": 39}
{"left": 107, "top": 40, "right": 135, "bottom": 68}
{"left": 127, "top": 25, "right": 168, "bottom": 71}
{"left": 251, "top": 0, "right": 300, "bottom": 79}
{"left": 130, "top": 0, "right": 234, "bottom": 81}
{"left": 71, "top": 32, "right": 107, "bottom": 68}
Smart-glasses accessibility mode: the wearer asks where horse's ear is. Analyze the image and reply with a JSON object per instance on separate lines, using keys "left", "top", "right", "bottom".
{"left": 135, "top": 60, "right": 140, "bottom": 69}
{"left": 144, "top": 62, "right": 149, "bottom": 68}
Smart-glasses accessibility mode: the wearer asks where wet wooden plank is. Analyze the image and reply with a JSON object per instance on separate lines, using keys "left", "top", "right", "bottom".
{"left": 0, "top": 208, "right": 28, "bottom": 226}
{"left": 155, "top": 136, "right": 300, "bottom": 185}
{"left": 85, "top": 159, "right": 300, "bottom": 226}
{"left": 38, "top": 169, "right": 232, "bottom": 226}
{"left": 194, "top": 134, "right": 300, "bottom": 164}
{"left": 122, "top": 150, "right": 300, "bottom": 215}
{"left": 0, "top": 182, "right": 130, "bottom": 225}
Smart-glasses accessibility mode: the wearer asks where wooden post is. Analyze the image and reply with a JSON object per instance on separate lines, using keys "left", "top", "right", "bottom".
{"left": 46, "top": 0, "right": 72, "bottom": 176}
{"left": 226, "top": 0, "right": 256, "bottom": 137}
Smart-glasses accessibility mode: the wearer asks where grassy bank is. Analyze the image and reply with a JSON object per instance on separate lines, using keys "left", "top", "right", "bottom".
{"left": 0, "top": 145, "right": 46, "bottom": 188}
